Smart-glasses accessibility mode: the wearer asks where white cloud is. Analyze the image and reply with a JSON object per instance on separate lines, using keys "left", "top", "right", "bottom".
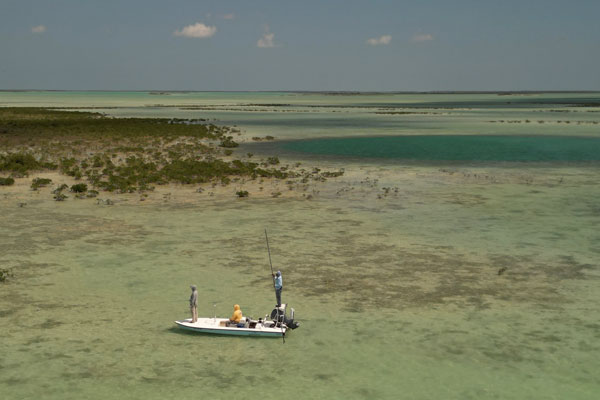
{"left": 257, "top": 32, "right": 275, "bottom": 48}
{"left": 366, "top": 35, "right": 391, "bottom": 46}
{"left": 174, "top": 22, "right": 216, "bottom": 38}
{"left": 222, "top": 13, "right": 235, "bottom": 20}
{"left": 31, "top": 25, "right": 46, "bottom": 34}
{"left": 412, "top": 33, "right": 433, "bottom": 42}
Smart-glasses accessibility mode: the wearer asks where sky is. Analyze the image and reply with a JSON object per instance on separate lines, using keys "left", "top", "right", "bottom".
{"left": 1, "top": 0, "right": 599, "bottom": 91}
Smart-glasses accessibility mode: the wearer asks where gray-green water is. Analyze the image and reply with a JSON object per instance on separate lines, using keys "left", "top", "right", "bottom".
{"left": 1, "top": 92, "right": 600, "bottom": 399}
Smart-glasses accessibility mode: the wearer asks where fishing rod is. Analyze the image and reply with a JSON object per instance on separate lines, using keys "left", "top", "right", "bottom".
{"left": 265, "top": 229, "right": 276, "bottom": 293}
{"left": 265, "top": 229, "right": 285, "bottom": 344}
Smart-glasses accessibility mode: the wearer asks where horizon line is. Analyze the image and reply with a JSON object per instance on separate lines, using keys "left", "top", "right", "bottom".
{"left": 2, "top": 89, "right": 600, "bottom": 94}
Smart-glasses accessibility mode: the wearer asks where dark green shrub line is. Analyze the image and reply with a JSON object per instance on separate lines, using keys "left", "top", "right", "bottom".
{"left": 0, "top": 108, "right": 234, "bottom": 141}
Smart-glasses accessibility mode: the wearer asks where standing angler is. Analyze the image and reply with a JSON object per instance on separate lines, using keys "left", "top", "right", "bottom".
{"left": 189, "top": 285, "right": 198, "bottom": 323}
{"left": 272, "top": 270, "right": 283, "bottom": 307}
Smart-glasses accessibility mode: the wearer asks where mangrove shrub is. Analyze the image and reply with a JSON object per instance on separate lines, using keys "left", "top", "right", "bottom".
{"left": 31, "top": 177, "right": 52, "bottom": 190}
{"left": 0, "top": 177, "right": 15, "bottom": 186}
{"left": 70, "top": 183, "right": 88, "bottom": 193}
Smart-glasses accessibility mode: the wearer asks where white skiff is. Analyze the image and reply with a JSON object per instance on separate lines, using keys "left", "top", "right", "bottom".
{"left": 175, "top": 317, "right": 286, "bottom": 337}
{"left": 175, "top": 304, "right": 299, "bottom": 338}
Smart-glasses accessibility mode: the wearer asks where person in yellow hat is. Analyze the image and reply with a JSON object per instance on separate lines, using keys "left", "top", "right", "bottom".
{"left": 228, "top": 304, "right": 243, "bottom": 326}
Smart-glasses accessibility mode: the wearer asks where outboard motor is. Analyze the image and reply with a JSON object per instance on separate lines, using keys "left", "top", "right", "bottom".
{"left": 286, "top": 307, "right": 300, "bottom": 330}
{"left": 269, "top": 304, "right": 300, "bottom": 330}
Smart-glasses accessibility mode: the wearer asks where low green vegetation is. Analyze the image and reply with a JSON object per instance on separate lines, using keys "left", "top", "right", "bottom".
{"left": 321, "top": 171, "right": 344, "bottom": 178}
{"left": 70, "top": 183, "right": 88, "bottom": 193}
{"left": 0, "top": 108, "right": 344, "bottom": 195}
{"left": 54, "top": 193, "right": 68, "bottom": 201}
{"left": 52, "top": 184, "right": 69, "bottom": 193}
{"left": 0, "top": 152, "right": 57, "bottom": 177}
{"left": 0, "top": 268, "right": 12, "bottom": 282}
{"left": 0, "top": 177, "right": 15, "bottom": 186}
{"left": 219, "top": 137, "right": 239, "bottom": 148}
{"left": 52, "top": 182, "right": 69, "bottom": 201}
{"left": 31, "top": 177, "right": 52, "bottom": 190}
{"left": 0, "top": 108, "right": 226, "bottom": 142}
{"left": 266, "top": 156, "right": 280, "bottom": 165}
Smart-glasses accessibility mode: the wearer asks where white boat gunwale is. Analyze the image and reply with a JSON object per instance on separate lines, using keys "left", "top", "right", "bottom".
{"left": 174, "top": 317, "right": 287, "bottom": 337}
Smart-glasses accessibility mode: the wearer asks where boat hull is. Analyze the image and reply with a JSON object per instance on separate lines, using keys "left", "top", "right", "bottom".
{"left": 174, "top": 318, "right": 286, "bottom": 337}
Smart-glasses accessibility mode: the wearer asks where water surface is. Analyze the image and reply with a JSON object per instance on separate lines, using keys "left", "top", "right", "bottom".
{"left": 281, "top": 135, "right": 600, "bottom": 162}
{"left": 1, "top": 91, "right": 599, "bottom": 399}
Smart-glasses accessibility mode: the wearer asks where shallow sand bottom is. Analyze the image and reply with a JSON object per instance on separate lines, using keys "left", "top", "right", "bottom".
{"left": 1, "top": 163, "right": 599, "bottom": 399}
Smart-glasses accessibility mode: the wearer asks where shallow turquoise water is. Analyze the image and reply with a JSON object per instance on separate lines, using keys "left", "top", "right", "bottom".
{"left": 281, "top": 135, "right": 600, "bottom": 162}
{"left": 1, "top": 92, "right": 600, "bottom": 399}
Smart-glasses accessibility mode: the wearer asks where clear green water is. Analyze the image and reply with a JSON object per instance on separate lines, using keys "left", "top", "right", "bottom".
{"left": 282, "top": 135, "right": 600, "bottom": 162}
{"left": 1, "top": 92, "right": 600, "bottom": 399}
